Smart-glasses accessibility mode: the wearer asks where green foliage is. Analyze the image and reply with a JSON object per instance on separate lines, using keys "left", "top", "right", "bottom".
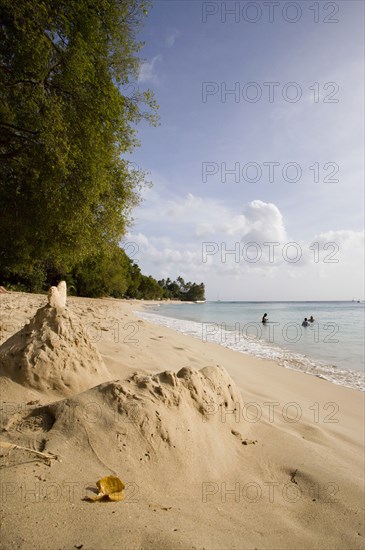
{"left": 72, "top": 245, "right": 132, "bottom": 298}
{"left": 68, "top": 249, "right": 205, "bottom": 301}
{"left": 0, "top": 1, "right": 206, "bottom": 301}
{"left": 157, "top": 277, "right": 205, "bottom": 301}
{"left": 0, "top": 0, "right": 158, "bottom": 281}
{"left": 137, "top": 275, "right": 164, "bottom": 300}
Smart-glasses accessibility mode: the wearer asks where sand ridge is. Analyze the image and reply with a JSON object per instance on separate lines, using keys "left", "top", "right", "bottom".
{"left": 6, "top": 364, "right": 248, "bottom": 490}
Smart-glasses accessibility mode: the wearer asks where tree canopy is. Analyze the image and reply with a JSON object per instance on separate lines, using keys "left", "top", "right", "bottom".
{"left": 0, "top": 0, "right": 206, "bottom": 301}
{"left": 71, "top": 252, "right": 205, "bottom": 302}
{"left": 0, "top": 0, "right": 158, "bottom": 288}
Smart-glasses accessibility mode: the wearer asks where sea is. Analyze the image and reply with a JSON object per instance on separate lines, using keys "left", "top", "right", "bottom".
{"left": 136, "top": 301, "right": 365, "bottom": 392}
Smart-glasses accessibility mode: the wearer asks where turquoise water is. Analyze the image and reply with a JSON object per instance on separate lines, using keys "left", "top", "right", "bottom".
{"left": 137, "top": 301, "right": 365, "bottom": 391}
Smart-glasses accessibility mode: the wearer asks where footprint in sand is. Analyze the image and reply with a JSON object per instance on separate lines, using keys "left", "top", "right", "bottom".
{"left": 1, "top": 408, "right": 55, "bottom": 462}
{"left": 16, "top": 409, "right": 55, "bottom": 434}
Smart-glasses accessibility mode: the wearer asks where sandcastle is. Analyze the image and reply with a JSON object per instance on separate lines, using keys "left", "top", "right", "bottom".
{"left": 0, "top": 281, "right": 109, "bottom": 396}
{"left": 48, "top": 281, "right": 67, "bottom": 309}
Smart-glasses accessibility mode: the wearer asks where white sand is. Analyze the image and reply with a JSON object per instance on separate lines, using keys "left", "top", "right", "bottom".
{"left": 0, "top": 292, "right": 364, "bottom": 549}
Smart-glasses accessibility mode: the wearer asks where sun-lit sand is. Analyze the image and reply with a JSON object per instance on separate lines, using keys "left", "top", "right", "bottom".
{"left": 0, "top": 291, "right": 364, "bottom": 549}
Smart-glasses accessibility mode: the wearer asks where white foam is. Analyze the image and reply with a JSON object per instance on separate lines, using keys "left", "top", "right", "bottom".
{"left": 136, "top": 310, "right": 365, "bottom": 392}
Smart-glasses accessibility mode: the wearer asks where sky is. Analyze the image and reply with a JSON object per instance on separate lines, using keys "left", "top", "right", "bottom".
{"left": 123, "top": 0, "right": 364, "bottom": 301}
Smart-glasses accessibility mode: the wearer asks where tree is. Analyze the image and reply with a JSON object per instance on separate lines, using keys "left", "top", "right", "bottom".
{"left": 72, "top": 245, "right": 132, "bottom": 298}
{"left": 0, "top": 0, "right": 158, "bottom": 289}
{"left": 155, "top": 277, "right": 205, "bottom": 301}
{"left": 125, "top": 261, "right": 142, "bottom": 298}
{"left": 185, "top": 282, "right": 205, "bottom": 301}
{"left": 138, "top": 274, "right": 163, "bottom": 300}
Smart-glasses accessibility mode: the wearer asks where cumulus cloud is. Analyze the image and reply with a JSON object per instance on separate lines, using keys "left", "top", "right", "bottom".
{"left": 309, "top": 230, "right": 364, "bottom": 265}
{"left": 126, "top": 197, "right": 290, "bottom": 273}
{"left": 220, "top": 200, "right": 287, "bottom": 243}
{"left": 123, "top": 191, "right": 364, "bottom": 299}
{"left": 139, "top": 195, "right": 287, "bottom": 244}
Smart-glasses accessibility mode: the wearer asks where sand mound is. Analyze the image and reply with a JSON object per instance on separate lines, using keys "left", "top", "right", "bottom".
{"left": 23, "top": 365, "right": 247, "bottom": 481}
{"left": 0, "top": 302, "right": 109, "bottom": 396}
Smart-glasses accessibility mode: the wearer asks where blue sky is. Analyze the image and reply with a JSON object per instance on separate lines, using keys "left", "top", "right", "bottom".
{"left": 123, "top": 0, "right": 364, "bottom": 300}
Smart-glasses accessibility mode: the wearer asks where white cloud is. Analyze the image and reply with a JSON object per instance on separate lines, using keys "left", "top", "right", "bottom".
{"left": 310, "top": 230, "right": 364, "bottom": 266}
{"left": 134, "top": 189, "right": 231, "bottom": 227}
{"left": 165, "top": 30, "right": 181, "bottom": 48}
{"left": 221, "top": 200, "right": 287, "bottom": 243}
{"left": 138, "top": 55, "right": 162, "bottom": 84}
{"left": 195, "top": 223, "right": 215, "bottom": 237}
{"left": 125, "top": 189, "right": 364, "bottom": 299}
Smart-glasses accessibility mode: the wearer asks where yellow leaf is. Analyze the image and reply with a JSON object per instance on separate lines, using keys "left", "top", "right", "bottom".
{"left": 84, "top": 476, "right": 125, "bottom": 502}
{"left": 97, "top": 476, "right": 125, "bottom": 495}
{"left": 108, "top": 491, "right": 124, "bottom": 502}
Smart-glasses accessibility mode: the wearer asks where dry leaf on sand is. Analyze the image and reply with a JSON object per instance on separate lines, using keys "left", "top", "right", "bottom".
{"left": 83, "top": 476, "right": 125, "bottom": 502}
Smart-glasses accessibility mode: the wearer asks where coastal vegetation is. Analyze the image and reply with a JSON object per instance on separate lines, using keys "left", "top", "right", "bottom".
{"left": 0, "top": 0, "right": 204, "bottom": 300}
{"left": 72, "top": 248, "right": 205, "bottom": 300}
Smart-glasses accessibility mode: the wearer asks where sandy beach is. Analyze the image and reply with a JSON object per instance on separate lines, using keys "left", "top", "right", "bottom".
{"left": 0, "top": 291, "right": 364, "bottom": 549}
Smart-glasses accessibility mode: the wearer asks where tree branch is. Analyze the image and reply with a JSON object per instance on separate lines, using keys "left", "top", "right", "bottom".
{"left": 0, "top": 122, "right": 39, "bottom": 135}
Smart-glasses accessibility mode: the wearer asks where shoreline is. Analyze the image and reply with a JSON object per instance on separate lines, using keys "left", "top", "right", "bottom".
{"left": 137, "top": 302, "right": 365, "bottom": 392}
{"left": 0, "top": 292, "right": 364, "bottom": 549}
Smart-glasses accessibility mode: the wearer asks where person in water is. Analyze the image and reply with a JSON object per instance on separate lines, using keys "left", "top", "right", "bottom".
{"left": 262, "top": 313, "right": 268, "bottom": 323}
{"left": 308, "top": 315, "right": 315, "bottom": 323}
{"left": 302, "top": 317, "right": 310, "bottom": 327}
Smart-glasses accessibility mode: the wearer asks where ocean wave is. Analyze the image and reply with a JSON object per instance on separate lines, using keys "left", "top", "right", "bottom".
{"left": 136, "top": 310, "right": 365, "bottom": 392}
